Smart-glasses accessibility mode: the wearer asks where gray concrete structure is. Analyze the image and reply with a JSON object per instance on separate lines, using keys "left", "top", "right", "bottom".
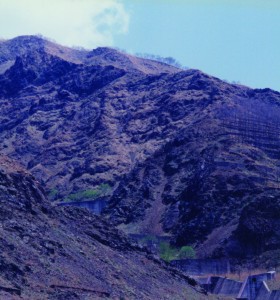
{"left": 170, "top": 258, "right": 230, "bottom": 276}
{"left": 237, "top": 271, "right": 276, "bottom": 300}
{"left": 198, "top": 276, "right": 243, "bottom": 298}
{"left": 255, "top": 281, "right": 270, "bottom": 300}
{"left": 269, "top": 290, "right": 280, "bottom": 300}
{"left": 170, "top": 258, "right": 280, "bottom": 299}
{"left": 58, "top": 197, "right": 107, "bottom": 214}
{"left": 195, "top": 271, "right": 279, "bottom": 300}
{"left": 211, "top": 277, "right": 243, "bottom": 297}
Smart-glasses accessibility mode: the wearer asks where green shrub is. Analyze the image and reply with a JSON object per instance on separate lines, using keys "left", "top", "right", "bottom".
{"left": 159, "top": 242, "right": 178, "bottom": 262}
{"left": 178, "top": 246, "right": 196, "bottom": 259}
{"left": 64, "top": 184, "right": 111, "bottom": 202}
{"left": 159, "top": 243, "right": 196, "bottom": 262}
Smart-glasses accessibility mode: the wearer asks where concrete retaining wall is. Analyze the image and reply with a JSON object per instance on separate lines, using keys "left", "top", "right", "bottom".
{"left": 170, "top": 258, "right": 230, "bottom": 276}
{"left": 211, "top": 277, "right": 242, "bottom": 297}
{"left": 269, "top": 290, "right": 280, "bottom": 300}
{"left": 58, "top": 197, "right": 107, "bottom": 214}
{"left": 238, "top": 272, "right": 276, "bottom": 300}
{"left": 197, "top": 271, "right": 278, "bottom": 300}
{"left": 255, "top": 281, "right": 270, "bottom": 300}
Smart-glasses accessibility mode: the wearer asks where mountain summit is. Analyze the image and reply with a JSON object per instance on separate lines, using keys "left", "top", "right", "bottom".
{"left": 0, "top": 35, "right": 180, "bottom": 74}
{"left": 1, "top": 35, "right": 280, "bottom": 267}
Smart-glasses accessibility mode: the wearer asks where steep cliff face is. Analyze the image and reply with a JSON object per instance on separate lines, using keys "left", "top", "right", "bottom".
{"left": 0, "top": 155, "right": 210, "bottom": 299}
{"left": 106, "top": 85, "right": 280, "bottom": 259}
{"left": 1, "top": 35, "right": 280, "bottom": 263}
{"left": 0, "top": 35, "right": 181, "bottom": 199}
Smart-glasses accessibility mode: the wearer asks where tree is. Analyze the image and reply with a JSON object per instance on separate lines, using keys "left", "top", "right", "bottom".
{"left": 178, "top": 246, "right": 196, "bottom": 259}
{"left": 159, "top": 242, "right": 177, "bottom": 262}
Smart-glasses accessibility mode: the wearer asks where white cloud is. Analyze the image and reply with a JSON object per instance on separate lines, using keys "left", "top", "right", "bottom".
{"left": 0, "top": 0, "right": 130, "bottom": 48}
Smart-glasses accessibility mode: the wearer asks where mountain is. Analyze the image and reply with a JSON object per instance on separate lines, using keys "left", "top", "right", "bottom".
{"left": 0, "top": 35, "right": 179, "bottom": 195}
{"left": 1, "top": 35, "right": 280, "bottom": 266}
{"left": 0, "top": 35, "right": 179, "bottom": 74}
{"left": 0, "top": 154, "right": 210, "bottom": 299}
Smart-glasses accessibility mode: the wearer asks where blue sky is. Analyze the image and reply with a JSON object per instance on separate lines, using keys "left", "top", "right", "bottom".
{"left": 116, "top": 0, "right": 280, "bottom": 91}
{"left": 0, "top": 0, "right": 279, "bottom": 91}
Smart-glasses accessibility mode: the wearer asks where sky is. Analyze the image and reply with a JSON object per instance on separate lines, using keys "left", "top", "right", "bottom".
{"left": 0, "top": 0, "right": 279, "bottom": 91}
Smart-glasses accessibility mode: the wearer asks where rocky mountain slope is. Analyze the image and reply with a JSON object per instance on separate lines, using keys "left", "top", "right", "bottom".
{"left": 1, "top": 35, "right": 280, "bottom": 265}
{"left": 0, "top": 154, "right": 212, "bottom": 299}
{"left": 0, "top": 35, "right": 180, "bottom": 197}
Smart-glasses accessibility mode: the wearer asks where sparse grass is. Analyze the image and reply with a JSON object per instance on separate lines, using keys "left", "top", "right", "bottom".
{"left": 63, "top": 184, "right": 111, "bottom": 202}
{"left": 48, "top": 188, "right": 58, "bottom": 200}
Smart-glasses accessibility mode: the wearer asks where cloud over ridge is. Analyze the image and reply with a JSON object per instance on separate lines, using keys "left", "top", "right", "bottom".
{"left": 0, "top": 0, "right": 130, "bottom": 48}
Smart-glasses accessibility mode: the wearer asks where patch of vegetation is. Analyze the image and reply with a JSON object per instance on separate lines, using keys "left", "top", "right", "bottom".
{"left": 48, "top": 188, "right": 59, "bottom": 200}
{"left": 159, "top": 242, "right": 196, "bottom": 262}
{"left": 63, "top": 183, "right": 111, "bottom": 203}
{"left": 136, "top": 234, "right": 196, "bottom": 263}
{"left": 178, "top": 246, "right": 196, "bottom": 259}
{"left": 160, "top": 242, "right": 178, "bottom": 262}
